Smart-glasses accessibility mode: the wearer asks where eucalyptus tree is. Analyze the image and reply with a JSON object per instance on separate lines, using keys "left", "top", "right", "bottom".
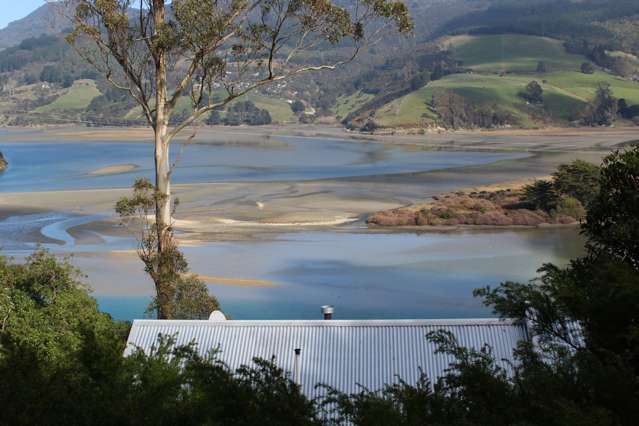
{"left": 64, "top": 0, "right": 411, "bottom": 318}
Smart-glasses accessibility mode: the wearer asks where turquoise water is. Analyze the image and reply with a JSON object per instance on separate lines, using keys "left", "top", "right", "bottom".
{"left": 94, "top": 228, "right": 584, "bottom": 321}
{"left": 0, "top": 134, "right": 582, "bottom": 321}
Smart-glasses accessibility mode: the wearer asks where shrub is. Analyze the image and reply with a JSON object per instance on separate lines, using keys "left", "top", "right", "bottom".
{"left": 580, "top": 62, "right": 595, "bottom": 74}
{"left": 522, "top": 180, "right": 559, "bottom": 212}
{"left": 291, "top": 100, "right": 305, "bottom": 114}
{"left": 552, "top": 160, "right": 600, "bottom": 206}
{"left": 224, "top": 101, "right": 272, "bottom": 126}
{"left": 554, "top": 196, "right": 586, "bottom": 221}
{"left": 582, "top": 83, "right": 618, "bottom": 126}
{"left": 522, "top": 81, "right": 543, "bottom": 104}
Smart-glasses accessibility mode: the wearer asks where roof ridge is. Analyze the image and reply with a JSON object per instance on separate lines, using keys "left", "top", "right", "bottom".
{"left": 131, "top": 318, "right": 518, "bottom": 327}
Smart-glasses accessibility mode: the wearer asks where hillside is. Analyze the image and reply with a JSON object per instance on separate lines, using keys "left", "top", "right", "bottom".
{"left": 0, "top": 0, "right": 638, "bottom": 130}
{"left": 0, "top": 2, "right": 72, "bottom": 49}
{"left": 348, "top": 33, "right": 639, "bottom": 130}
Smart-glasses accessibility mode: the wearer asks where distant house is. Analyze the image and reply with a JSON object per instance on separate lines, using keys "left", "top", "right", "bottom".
{"left": 125, "top": 309, "right": 531, "bottom": 398}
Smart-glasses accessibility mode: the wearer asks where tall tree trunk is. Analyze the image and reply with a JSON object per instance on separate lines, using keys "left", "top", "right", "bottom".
{"left": 153, "top": 0, "right": 173, "bottom": 319}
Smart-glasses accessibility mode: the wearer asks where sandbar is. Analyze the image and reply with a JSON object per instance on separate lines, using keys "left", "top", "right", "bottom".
{"left": 89, "top": 163, "right": 139, "bottom": 176}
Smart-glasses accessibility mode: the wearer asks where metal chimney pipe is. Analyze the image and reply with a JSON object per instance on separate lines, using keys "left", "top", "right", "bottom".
{"left": 321, "top": 305, "right": 334, "bottom": 320}
{"left": 294, "top": 348, "right": 301, "bottom": 386}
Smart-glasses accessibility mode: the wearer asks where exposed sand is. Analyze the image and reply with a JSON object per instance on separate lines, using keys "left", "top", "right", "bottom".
{"left": 89, "top": 163, "right": 139, "bottom": 176}
{"left": 1, "top": 125, "right": 629, "bottom": 299}
{"left": 3, "top": 124, "right": 636, "bottom": 151}
{"left": 195, "top": 274, "right": 277, "bottom": 287}
{"left": 0, "top": 125, "right": 633, "bottom": 245}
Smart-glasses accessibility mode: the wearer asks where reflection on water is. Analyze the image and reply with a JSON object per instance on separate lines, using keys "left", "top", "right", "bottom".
{"left": 0, "top": 137, "right": 526, "bottom": 192}
{"left": 93, "top": 228, "right": 584, "bottom": 321}
{"left": 0, "top": 133, "right": 579, "bottom": 321}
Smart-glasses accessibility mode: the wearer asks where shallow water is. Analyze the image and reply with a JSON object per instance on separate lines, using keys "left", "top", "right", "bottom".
{"left": 0, "top": 137, "right": 525, "bottom": 192}
{"left": 185, "top": 228, "right": 584, "bottom": 320}
{"left": 0, "top": 134, "right": 583, "bottom": 321}
{"left": 85, "top": 228, "right": 583, "bottom": 321}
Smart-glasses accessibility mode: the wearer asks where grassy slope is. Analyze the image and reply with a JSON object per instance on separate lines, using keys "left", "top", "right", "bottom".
{"left": 332, "top": 91, "right": 374, "bottom": 119}
{"left": 374, "top": 91, "right": 439, "bottom": 127}
{"left": 239, "top": 93, "right": 295, "bottom": 123}
{"left": 445, "top": 34, "right": 584, "bottom": 73}
{"left": 34, "top": 80, "right": 101, "bottom": 113}
{"left": 372, "top": 34, "right": 639, "bottom": 128}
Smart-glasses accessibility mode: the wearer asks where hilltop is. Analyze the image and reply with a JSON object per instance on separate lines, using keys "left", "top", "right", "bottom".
{"left": 0, "top": 2, "right": 72, "bottom": 50}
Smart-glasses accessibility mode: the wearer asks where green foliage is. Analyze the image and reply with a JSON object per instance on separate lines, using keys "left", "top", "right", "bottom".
{"left": 321, "top": 373, "right": 437, "bottom": 425}
{"left": 554, "top": 196, "right": 586, "bottom": 221}
{"left": 223, "top": 101, "right": 272, "bottom": 126}
{"left": 449, "top": 34, "right": 583, "bottom": 73}
{"left": 0, "top": 250, "right": 122, "bottom": 367}
{"left": 0, "top": 290, "right": 316, "bottom": 425}
{"left": 583, "top": 83, "right": 618, "bottom": 126}
{"left": 438, "top": 0, "right": 639, "bottom": 53}
{"left": 39, "top": 65, "right": 63, "bottom": 84}
{"left": 206, "top": 109, "right": 222, "bottom": 125}
{"left": 116, "top": 178, "right": 219, "bottom": 319}
{"left": 3, "top": 146, "right": 639, "bottom": 425}
{"left": 35, "top": 80, "right": 102, "bottom": 113}
{"left": 364, "top": 31, "right": 639, "bottom": 130}
{"left": 152, "top": 275, "right": 220, "bottom": 320}
{"left": 291, "top": 100, "right": 306, "bottom": 114}
{"left": 0, "top": 34, "right": 69, "bottom": 73}
{"left": 553, "top": 160, "right": 601, "bottom": 206}
{"left": 584, "top": 146, "right": 639, "bottom": 268}
{"left": 522, "top": 179, "right": 559, "bottom": 212}
{"left": 523, "top": 80, "right": 544, "bottom": 104}
{"left": 431, "top": 89, "right": 513, "bottom": 129}
{"left": 581, "top": 62, "right": 595, "bottom": 74}
{"left": 320, "top": 153, "right": 639, "bottom": 423}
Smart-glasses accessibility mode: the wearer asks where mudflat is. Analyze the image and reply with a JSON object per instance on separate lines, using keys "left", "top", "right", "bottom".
{"left": 0, "top": 125, "right": 631, "bottom": 242}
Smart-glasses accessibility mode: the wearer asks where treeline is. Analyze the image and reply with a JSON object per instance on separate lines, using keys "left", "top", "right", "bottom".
{"left": 438, "top": 0, "right": 639, "bottom": 49}
{"left": 430, "top": 90, "right": 513, "bottom": 129}
{"left": 518, "top": 79, "right": 639, "bottom": 126}
{"left": 0, "top": 33, "right": 99, "bottom": 88}
{"left": 0, "top": 35, "right": 68, "bottom": 73}
{"left": 565, "top": 39, "right": 637, "bottom": 77}
{"left": 342, "top": 45, "right": 460, "bottom": 129}
{"left": 1, "top": 146, "right": 639, "bottom": 425}
{"left": 206, "top": 101, "right": 272, "bottom": 126}
{"left": 437, "top": 0, "right": 639, "bottom": 77}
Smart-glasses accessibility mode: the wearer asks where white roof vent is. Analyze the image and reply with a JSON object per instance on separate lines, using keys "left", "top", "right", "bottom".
{"left": 208, "top": 310, "right": 227, "bottom": 321}
{"left": 321, "top": 305, "right": 334, "bottom": 320}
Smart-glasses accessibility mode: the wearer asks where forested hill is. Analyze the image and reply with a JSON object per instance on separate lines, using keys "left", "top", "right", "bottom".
{"left": 0, "top": 2, "right": 73, "bottom": 50}
{"left": 0, "top": 0, "right": 638, "bottom": 131}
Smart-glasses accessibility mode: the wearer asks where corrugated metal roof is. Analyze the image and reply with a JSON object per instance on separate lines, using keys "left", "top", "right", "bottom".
{"left": 126, "top": 318, "right": 528, "bottom": 398}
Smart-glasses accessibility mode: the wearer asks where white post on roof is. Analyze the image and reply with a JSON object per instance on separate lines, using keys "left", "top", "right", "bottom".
{"left": 294, "top": 348, "right": 302, "bottom": 386}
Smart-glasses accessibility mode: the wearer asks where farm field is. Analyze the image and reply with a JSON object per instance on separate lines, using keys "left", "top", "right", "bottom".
{"left": 372, "top": 34, "right": 639, "bottom": 128}
{"left": 34, "top": 80, "right": 101, "bottom": 113}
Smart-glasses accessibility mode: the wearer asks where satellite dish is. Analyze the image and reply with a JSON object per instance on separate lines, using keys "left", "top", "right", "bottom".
{"left": 208, "top": 310, "right": 227, "bottom": 321}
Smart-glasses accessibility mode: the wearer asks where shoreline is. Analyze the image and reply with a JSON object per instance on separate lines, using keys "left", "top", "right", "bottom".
{"left": 1, "top": 124, "right": 637, "bottom": 151}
